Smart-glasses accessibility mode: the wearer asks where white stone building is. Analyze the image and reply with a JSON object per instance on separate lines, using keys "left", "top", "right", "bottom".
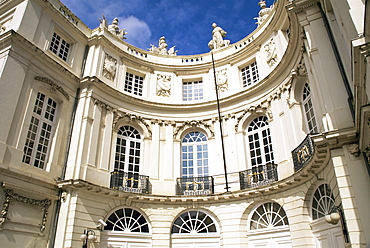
{"left": 0, "top": 0, "right": 369, "bottom": 247}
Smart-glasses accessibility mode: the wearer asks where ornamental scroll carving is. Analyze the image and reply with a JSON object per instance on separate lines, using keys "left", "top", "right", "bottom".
{"left": 156, "top": 74, "right": 171, "bottom": 97}
{"left": 102, "top": 53, "right": 117, "bottom": 81}
{"left": 0, "top": 188, "right": 51, "bottom": 232}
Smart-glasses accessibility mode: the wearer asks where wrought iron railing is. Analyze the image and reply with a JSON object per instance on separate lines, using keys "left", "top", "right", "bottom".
{"left": 110, "top": 170, "right": 150, "bottom": 194}
{"left": 176, "top": 176, "right": 214, "bottom": 195}
{"left": 291, "top": 135, "right": 314, "bottom": 172}
{"left": 239, "top": 163, "right": 278, "bottom": 190}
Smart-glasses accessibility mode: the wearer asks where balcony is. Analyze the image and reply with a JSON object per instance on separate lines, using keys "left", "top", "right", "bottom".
{"left": 239, "top": 163, "right": 278, "bottom": 190}
{"left": 110, "top": 170, "right": 150, "bottom": 194}
{"left": 176, "top": 176, "right": 214, "bottom": 196}
{"left": 292, "top": 135, "right": 314, "bottom": 172}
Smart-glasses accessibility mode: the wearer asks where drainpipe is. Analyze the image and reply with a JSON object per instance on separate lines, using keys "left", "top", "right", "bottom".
{"left": 317, "top": 2, "right": 355, "bottom": 121}
{"left": 49, "top": 45, "right": 89, "bottom": 248}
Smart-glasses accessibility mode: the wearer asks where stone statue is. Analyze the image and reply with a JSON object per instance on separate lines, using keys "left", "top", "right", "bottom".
{"left": 108, "top": 18, "right": 127, "bottom": 40}
{"left": 148, "top": 36, "right": 177, "bottom": 56}
{"left": 208, "top": 23, "right": 230, "bottom": 50}
{"left": 255, "top": 0, "right": 272, "bottom": 26}
{"left": 99, "top": 15, "right": 108, "bottom": 29}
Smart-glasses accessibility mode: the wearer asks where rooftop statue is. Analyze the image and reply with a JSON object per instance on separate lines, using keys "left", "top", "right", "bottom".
{"left": 103, "top": 17, "right": 127, "bottom": 40}
{"left": 208, "top": 23, "right": 230, "bottom": 50}
{"left": 254, "top": 0, "right": 272, "bottom": 26}
{"left": 148, "top": 36, "right": 177, "bottom": 56}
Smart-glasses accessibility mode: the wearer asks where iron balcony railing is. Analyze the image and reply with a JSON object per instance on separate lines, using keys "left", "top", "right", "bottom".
{"left": 239, "top": 163, "right": 278, "bottom": 190}
{"left": 176, "top": 176, "right": 214, "bottom": 195}
{"left": 291, "top": 134, "right": 315, "bottom": 172}
{"left": 110, "top": 170, "right": 150, "bottom": 194}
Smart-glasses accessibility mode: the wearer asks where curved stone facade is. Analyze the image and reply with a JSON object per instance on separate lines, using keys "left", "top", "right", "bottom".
{"left": 0, "top": 0, "right": 369, "bottom": 247}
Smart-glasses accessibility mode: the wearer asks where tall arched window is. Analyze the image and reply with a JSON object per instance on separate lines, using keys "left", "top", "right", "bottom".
{"left": 114, "top": 126, "right": 141, "bottom": 188}
{"left": 303, "top": 83, "right": 318, "bottom": 133}
{"left": 247, "top": 116, "right": 274, "bottom": 167}
{"left": 311, "top": 183, "right": 336, "bottom": 220}
{"left": 181, "top": 132, "right": 208, "bottom": 178}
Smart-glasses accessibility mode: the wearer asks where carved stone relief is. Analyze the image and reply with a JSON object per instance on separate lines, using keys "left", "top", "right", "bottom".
{"left": 0, "top": 188, "right": 51, "bottom": 232}
{"left": 156, "top": 74, "right": 171, "bottom": 97}
{"left": 264, "top": 38, "right": 278, "bottom": 67}
{"left": 216, "top": 69, "right": 228, "bottom": 92}
{"left": 102, "top": 53, "right": 117, "bottom": 81}
{"left": 348, "top": 143, "right": 360, "bottom": 157}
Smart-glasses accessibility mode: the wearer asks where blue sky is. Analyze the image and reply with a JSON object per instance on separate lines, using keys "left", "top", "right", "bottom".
{"left": 60, "top": 0, "right": 275, "bottom": 55}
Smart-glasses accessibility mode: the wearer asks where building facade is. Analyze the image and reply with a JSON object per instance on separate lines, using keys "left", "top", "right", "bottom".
{"left": 0, "top": 0, "right": 369, "bottom": 247}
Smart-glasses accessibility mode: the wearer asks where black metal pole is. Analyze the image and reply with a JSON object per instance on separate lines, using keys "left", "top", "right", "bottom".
{"left": 211, "top": 52, "right": 230, "bottom": 192}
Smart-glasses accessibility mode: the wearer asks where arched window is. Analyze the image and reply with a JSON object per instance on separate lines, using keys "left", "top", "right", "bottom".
{"left": 248, "top": 202, "right": 292, "bottom": 248}
{"left": 114, "top": 126, "right": 141, "bottom": 188}
{"left": 104, "top": 208, "right": 149, "bottom": 233}
{"left": 303, "top": 83, "right": 318, "bottom": 133}
{"left": 250, "top": 202, "right": 289, "bottom": 230}
{"left": 247, "top": 116, "right": 274, "bottom": 167}
{"left": 181, "top": 132, "right": 208, "bottom": 177}
{"left": 312, "top": 183, "right": 336, "bottom": 220}
{"left": 171, "top": 210, "right": 217, "bottom": 233}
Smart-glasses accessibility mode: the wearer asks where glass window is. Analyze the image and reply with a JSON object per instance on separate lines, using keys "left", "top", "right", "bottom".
{"left": 49, "top": 32, "right": 70, "bottom": 61}
{"left": 183, "top": 81, "right": 203, "bottom": 101}
{"left": 171, "top": 210, "right": 217, "bottom": 233}
{"left": 104, "top": 208, "right": 149, "bottom": 233}
{"left": 241, "top": 61, "right": 259, "bottom": 88}
{"left": 115, "top": 126, "right": 141, "bottom": 188}
{"left": 312, "top": 183, "right": 336, "bottom": 220}
{"left": 247, "top": 116, "right": 274, "bottom": 167}
{"left": 22, "top": 92, "right": 57, "bottom": 169}
{"left": 303, "top": 83, "right": 318, "bottom": 133}
{"left": 124, "top": 72, "right": 144, "bottom": 96}
{"left": 250, "top": 202, "right": 289, "bottom": 230}
{"left": 181, "top": 132, "right": 208, "bottom": 177}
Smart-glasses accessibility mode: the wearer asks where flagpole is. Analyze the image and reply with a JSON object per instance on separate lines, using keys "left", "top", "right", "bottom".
{"left": 211, "top": 52, "right": 230, "bottom": 192}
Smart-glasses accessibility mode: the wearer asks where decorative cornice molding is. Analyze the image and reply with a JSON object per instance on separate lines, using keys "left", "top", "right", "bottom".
{"left": 35, "top": 76, "right": 70, "bottom": 100}
{"left": 113, "top": 111, "right": 152, "bottom": 137}
{"left": 173, "top": 120, "right": 214, "bottom": 139}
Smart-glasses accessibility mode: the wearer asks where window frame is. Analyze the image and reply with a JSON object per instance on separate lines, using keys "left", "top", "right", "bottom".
{"left": 246, "top": 116, "right": 274, "bottom": 168}
{"left": 124, "top": 71, "right": 144, "bottom": 96}
{"left": 241, "top": 61, "right": 259, "bottom": 88}
{"left": 22, "top": 91, "right": 59, "bottom": 170}
{"left": 302, "top": 83, "right": 318, "bottom": 134}
{"left": 47, "top": 26, "right": 75, "bottom": 64}
{"left": 181, "top": 131, "right": 209, "bottom": 178}
{"left": 182, "top": 80, "right": 204, "bottom": 101}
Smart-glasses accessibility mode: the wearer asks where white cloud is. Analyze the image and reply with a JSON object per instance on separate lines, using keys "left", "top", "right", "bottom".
{"left": 119, "top": 16, "right": 151, "bottom": 50}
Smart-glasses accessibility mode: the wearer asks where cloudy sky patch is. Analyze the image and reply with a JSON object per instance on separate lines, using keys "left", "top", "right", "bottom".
{"left": 61, "top": 0, "right": 275, "bottom": 55}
